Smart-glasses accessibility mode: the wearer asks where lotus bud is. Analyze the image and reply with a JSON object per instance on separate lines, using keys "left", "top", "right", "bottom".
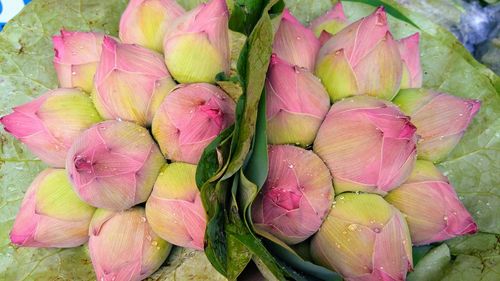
{"left": 393, "top": 88, "right": 481, "bottom": 162}
{"left": 89, "top": 207, "right": 171, "bottom": 281}
{"left": 310, "top": 2, "right": 348, "bottom": 45}
{"left": 398, "top": 33, "right": 423, "bottom": 88}
{"left": 52, "top": 30, "right": 105, "bottom": 93}
{"left": 273, "top": 9, "right": 320, "bottom": 70}
{"left": 1, "top": 88, "right": 103, "bottom": 167}
{"left": 266, "top": 55, "right": 330, "bottom": 147}
{"left": 251, "top": 145, "right": 334, "bottom": 245}
{"left": 119, "top": 0, "right": 184, "bottom": 52}
{"left": 386, "top": 160, "right": 477, "bottom": 245}
{"left": 316, "top": 7, "right": 402, "bottom": 101}
{"left": 163, "top": 0, "right": 229, "bottom": 83}
{"left": 10, "top": 168, "right": 95, "bottom": 248}
{"left": 146, "top": 163, "right": 206, "bottom": 250}
{"left": 313, "top": 96, "right": 417, "bottom": 195}
{"left": 311, "top": 193, "right": 413, "bottom": 280}
{"left": 93, "top": 37, "right": 176, "bottom": 126}
{"left": 66, "top": 120, "right": 165, "bottom": 210}
{"left": 152, "top": 83, "right": 235, "bottom": 164}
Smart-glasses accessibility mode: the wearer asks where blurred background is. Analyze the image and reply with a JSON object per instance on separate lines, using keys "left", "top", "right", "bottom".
{"left": 0, "top": 0, "right": 498, "bottom": 73}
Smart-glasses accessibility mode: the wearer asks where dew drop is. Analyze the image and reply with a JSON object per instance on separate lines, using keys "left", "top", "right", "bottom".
{"left": 379, "top": 266, "right": 384, "bottom": 270}
{"left": 141, "top": 216, "right": 147, "bottom": 223}
{"left": 72, "top": 71, "right": 77, "bottom": 75}
{"left": 146, "top": 235, "right": 152, "bottom": 241}
{"left": 296, "top": 36, "right": 301, "bottom": 40}
{"left": 156, "top": 246, "right": 161, "bottom": 250}
{"left": 117, "top": 117, "right": 123, "bottom": 122}
{"left": 151, "top": 240, "right": 158, "bottom": 246}
{"left": 288, "top": 164, "right": 294, "bottom": 169}
{"left": 443, "top": 216, "right": 448, "bottom": 221}
{"left": 459, "top": 113, "right": 464, "bottom": 117}
{"left": 339, "top": 195, "right": 344, "bottom": 200}
{"left": 373, "top": 227, "right": 381, "bottom": 233}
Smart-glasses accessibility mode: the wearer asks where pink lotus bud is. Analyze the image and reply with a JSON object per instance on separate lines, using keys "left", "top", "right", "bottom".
{"left": 66, "top": 120, "right": 165, "bottom": 211}
{"left": 52, "top": 30, "right": 105, "bottom": 93}
{"left": 251, "top": 145, "right": 334, "bottom": 245}
{"left": 152, "top": 83, "right": 235, "bottom": 164}
{"left": 89, "top": 207, "right": 171, "bottom": 281}
{"left": 93, "top": 37, "right": 176, "bottom": 126}
{"left": 273, "top": 9, "right": 320, "bottom": 70}
{"left": 119, "top": 0, "right": 184, "bottom": 52}
{"left": 163, "top": 0, "right": 229, "bottom": 83}
{"left": 310, "top": 2, "right": 348, "bottom": 45}
{"left": 394, "top": 88, "right": 481, "bottom": 162}
{"left": 266, "top": 55, "right": 330, "bottom": 147}
{"left": 10, "top": 168, "right": 95, "bottom": 248}
{"left": 1, "top": 88, "right": 103, "bottom": 167}
{"left": 145, "top": 163, "right": 206, "bottom": 250}
{"left": 316, "top": 7, "right": 402, "bottom": 101}
{"left": 311, "top": 193, "right": 413, "bottom": 281}
{"left": 397, "top": 33, "right": 423, "bottom": 88}
{"left": 386, "top": 160, "right": 477, "bottom": 245}
{"left": 313, "top": 96, "right": 417, "bottom": 195}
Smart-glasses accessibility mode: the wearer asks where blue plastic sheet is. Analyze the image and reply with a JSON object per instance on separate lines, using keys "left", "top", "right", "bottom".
{"left": 0, "top": 0, "right": 31, "bottom": 30}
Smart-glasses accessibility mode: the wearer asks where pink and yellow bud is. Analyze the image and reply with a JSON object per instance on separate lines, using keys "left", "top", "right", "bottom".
{"left": 251, "top": 145, "right": 334, "bottom": 245}
{"left": 386, "top": 160, "right": 477, "bottom": 245}
{"left": 314, "top": 96, "right": 417, "bottom": 195}
{"left": 10, "top": 168, "right": 95, "bottom": 248}
{"left": 52, "top": 30, "right": 105, "bottom": 93}
{"left": 311, "top": 193, "right": 413, "bottom": 281}
{"left": 266, "top": 55, "right": 330, "bottom": 147}
{"left": 152, "top": 83, "right": 235, "bottom": 164}
{"left": 146, "top": 163, "right": 206, "bottom": 250}
{"left": 89, "top": 207, "right": 171, "bottom": 281}
{"left": 163, "top": 0, "right": 229, "bottom": 83}
{"left": 310, "top": 2, "right": 348, "bottom": 45}
{"left": 0, "top": 88, "right": 102, "bottom": 167}
{"left": 397, "top": 33, "right": 423, "bottom": 89}
{"left": 394, "top": 88, "right": 481, "bottom": 162}
{"left": 66, "top": 120, "right": 165, "bottom": 211}
{"left": 315, "top": 7, "right": 402, "bottom": 101}
{"left": 119, "top": 0, "right": 184, "bottom": 52}
{"left": 92, "top": 37, "right": 176, "bottom": 126}
{"left": 273, "top": 9, "right": 320, "bottom": 70}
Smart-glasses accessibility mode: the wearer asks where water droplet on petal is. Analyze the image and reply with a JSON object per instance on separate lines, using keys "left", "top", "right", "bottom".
{"left": 141, "top": 216, "right": 147, "bottom": 223}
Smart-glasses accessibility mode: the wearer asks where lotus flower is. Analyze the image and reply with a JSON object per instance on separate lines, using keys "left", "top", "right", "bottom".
{"left": 398, "top": 33, "right": 423, "bottom": 89}
{"left": 314, "top": 96, "right": 417, "bottom": 195}
{"left": 146, "top": 163, "right": 206, "bottom": 250}
{"left": 315, "top": 7, "right": 402, "bottom": 101}
{"left": 252, "top": 145, "right": 334, "bottom": 245}
{"left": 163, "top": 0, "right": 229, "bottom": 83}
{"left": 92, "top": 37, "right": 176, "bottom": 126}
{"left": 89, "top": 207, "right": 171, "bottom": 281}
{"left": 266, "top": 55, "right": 330, "bottom": 147}
{"left": 1, "top": 88, "right": 102, "bottom": 167}
{"left": 273, "top": 9, "right": 320, "bottom": 70}
{"left": 66, "top": 120, "right": 165, "bottom": 211}
{"left": 152, "top": 83, "right": 235, "bottom": 164}
{"left": 52, "top": 30, "right": 105, "bottom": 93}
{"left": 311, "top": 193, "right": 413, "bottom": 281}
{"left": 394, "top": 88, "right": 481, "bottom": 162}
{"left": 310, "top": 2, "right": 348, "bottom": 45}
{"left": 119, "top": 0, "right": 184, "bottom": 52}
{"left": 10, "top": 169, "right": 95, "bottom": 247}
{"left": 386, "top": 160, "right": 477, "bottom": 245}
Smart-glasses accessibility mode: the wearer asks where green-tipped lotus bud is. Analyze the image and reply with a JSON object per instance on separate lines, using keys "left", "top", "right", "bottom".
{"left": 311, "top": 193, "right": 413, "bottom": 281}
{"left": 66, "top": 120, "right": 165, "bottom": 211}
{"left": 89, "top": 207, "right": 171, "bottom": 281}
{"left": 1, "top": 88, "right": 103, "bottom": 167}
{"left": 266, "top": 55, "right": 330, "bottom": 147}
{"left": 316, "top": 7, "right": 402, "bottom": 101}
{"left": 119, "top": 0, "right": 184, "bottom": 52}
{"left": 252, "top": 145, "right": 334, "bottom": 245}
{"left": 146, "top": 163, "right": 206, "bottom": 250}
{"left": 386, "top": 160, "right": 477, "bottom": 245}
{"left": 10, "top": 168, "right": 95, "bottom": 247}
{"left": 163, "top": 0, "right": 229, "bottom": 83}
{"left": 310, "top": 2, "right": 348, "bottom": 45}
{"left": 394, "top": 88, "right": 481, "bottom": 162}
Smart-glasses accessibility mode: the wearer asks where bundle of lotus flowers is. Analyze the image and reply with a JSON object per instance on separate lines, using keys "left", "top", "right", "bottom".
{"left": 0, "top": 0, "right": 484, "bottom": 280}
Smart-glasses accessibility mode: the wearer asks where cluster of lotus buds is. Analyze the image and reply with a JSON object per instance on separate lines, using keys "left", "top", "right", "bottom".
{"left": 2, "top": 0, "right": 233, "bottom": 280}
{"left": 254, "top": 3, "right": 480, "bottom": 280}
{"left": 1, "top": 1, "right": 481, "bottom": 281}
